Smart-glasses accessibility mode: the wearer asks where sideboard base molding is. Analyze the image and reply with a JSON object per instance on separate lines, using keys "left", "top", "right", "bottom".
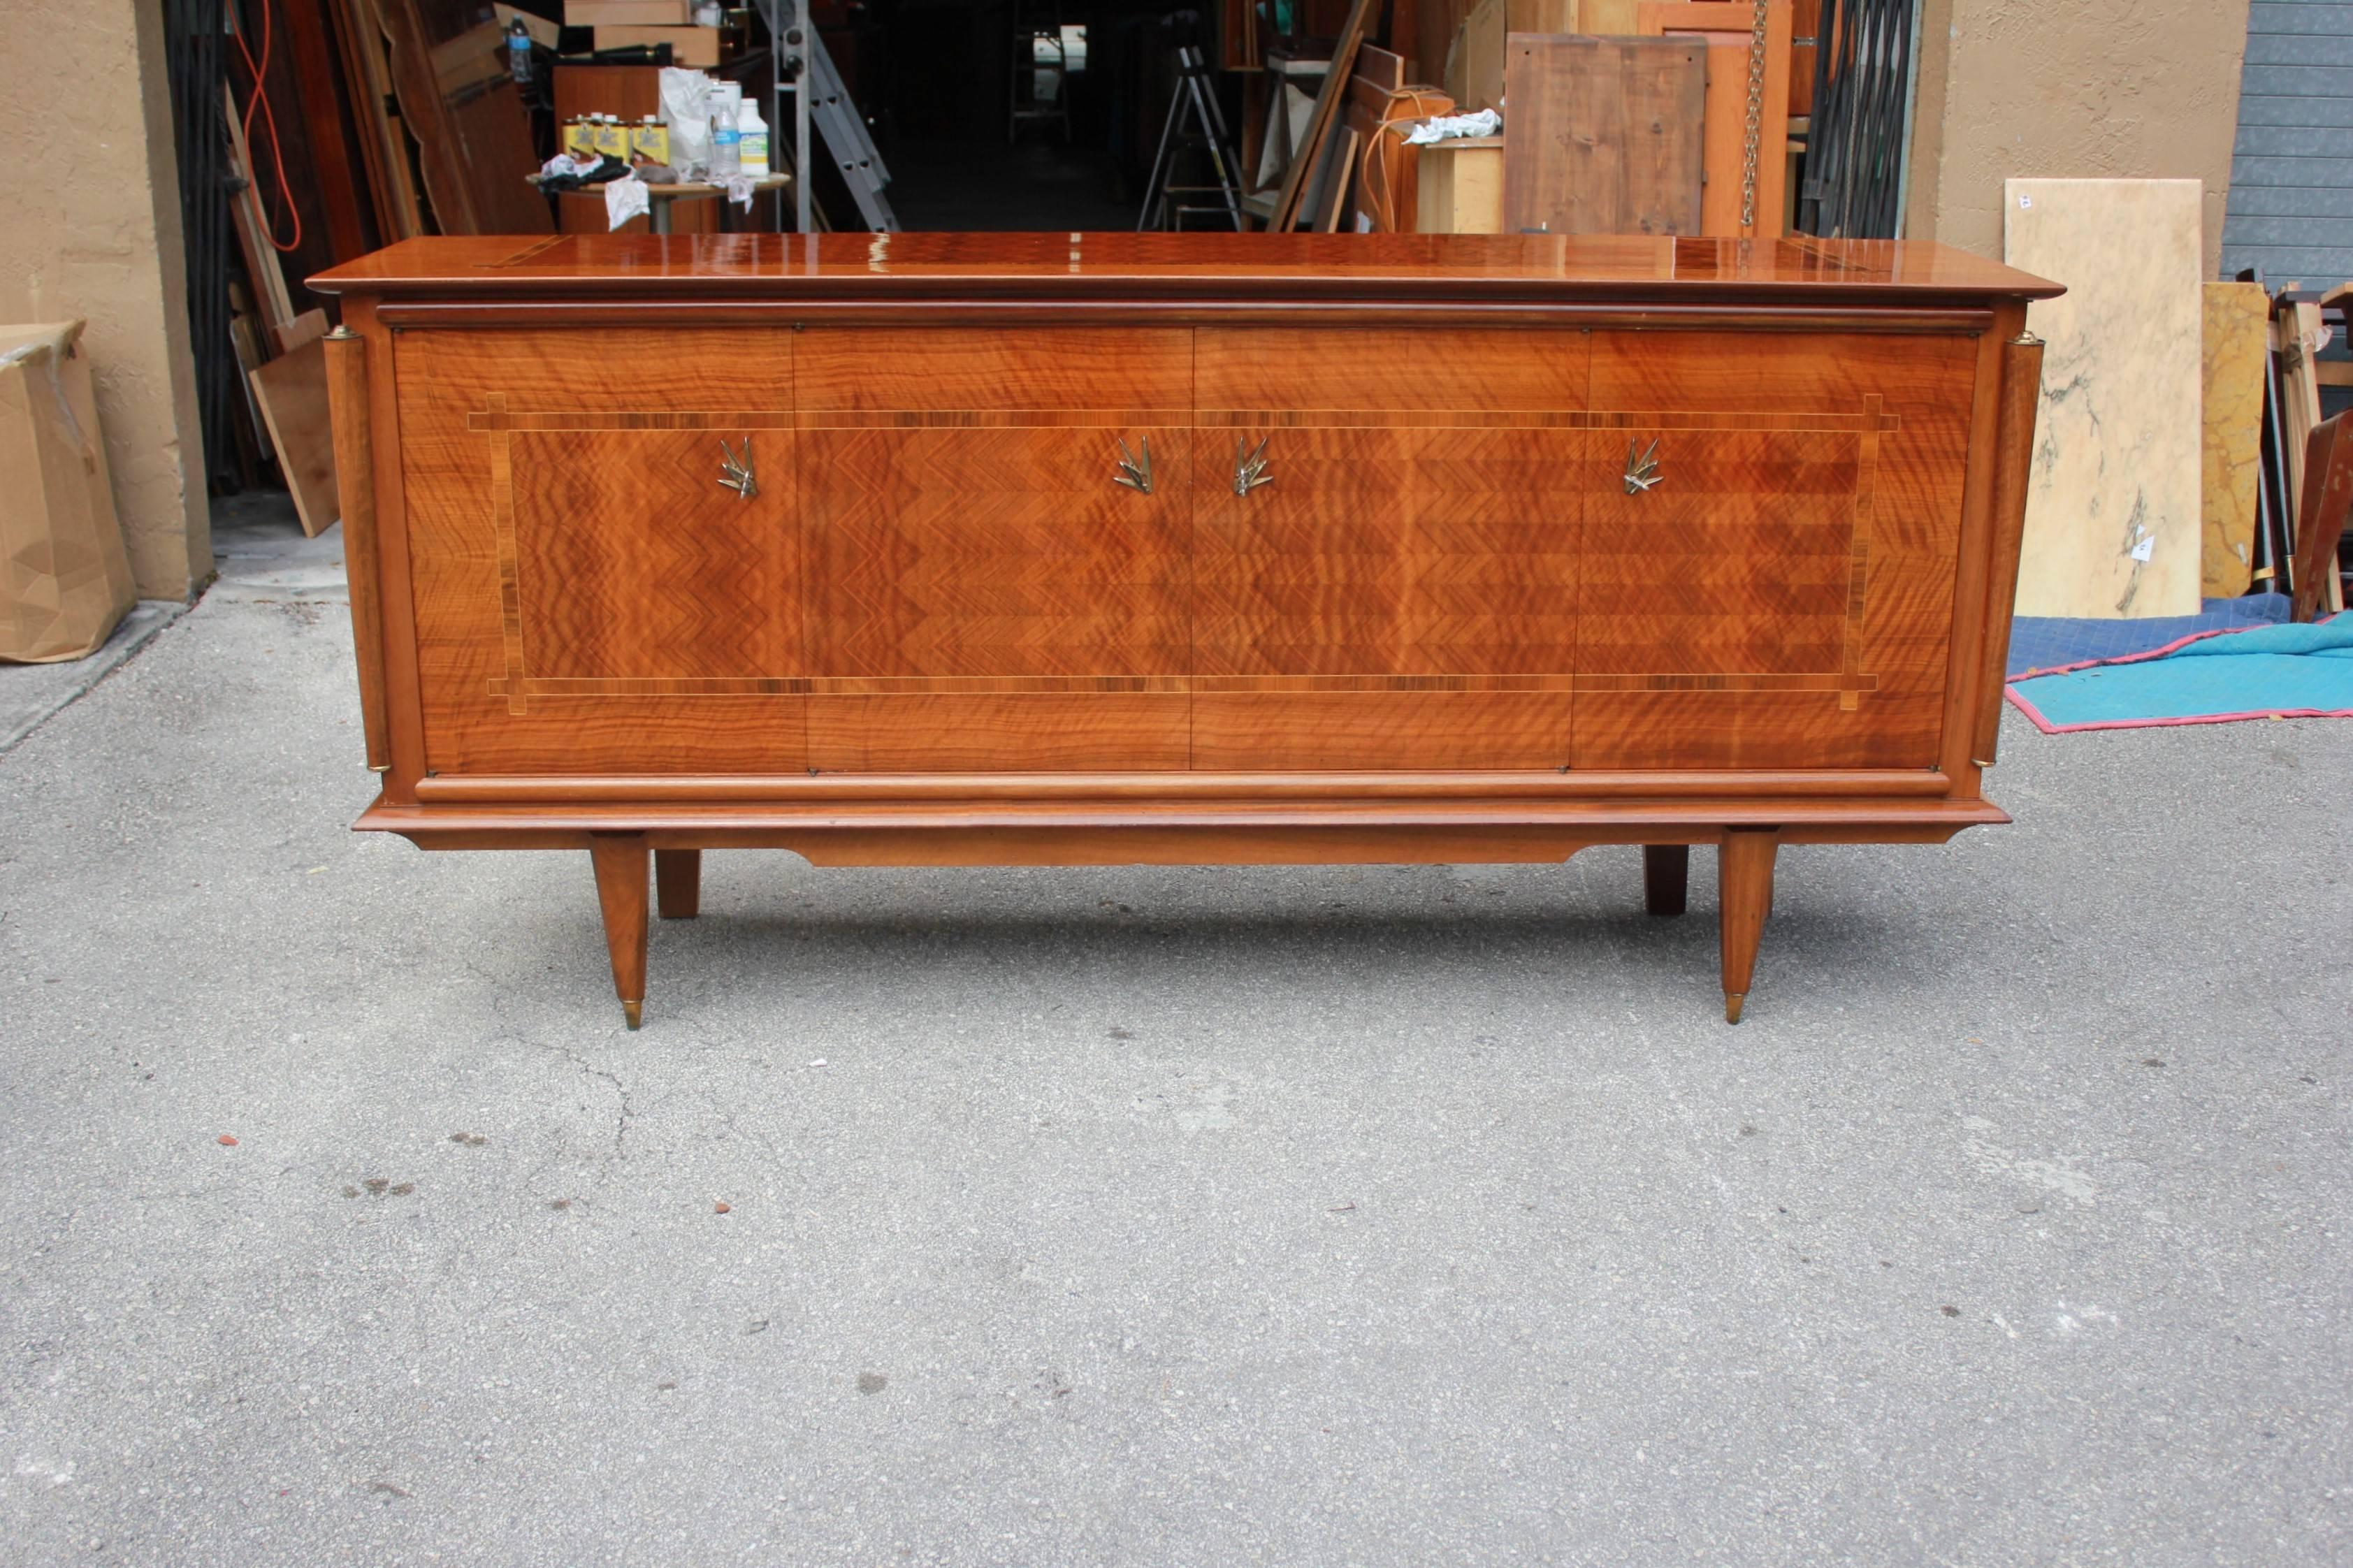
{"left": 357, "top": 801, "right": 2004, "bottom": 1029}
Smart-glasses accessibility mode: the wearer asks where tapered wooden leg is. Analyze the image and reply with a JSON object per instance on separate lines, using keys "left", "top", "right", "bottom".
{"left": 1642, "top": 844, "right": 1689, "bottom": 917}
{"left": 588, "top": 833, "right": 649, "bottom": 1030}
{"left": 1718, "top": 829, "right": 1779, "bottom": 1024}
{"left": 655, "top": 848, "right": 702, "bottom": 920}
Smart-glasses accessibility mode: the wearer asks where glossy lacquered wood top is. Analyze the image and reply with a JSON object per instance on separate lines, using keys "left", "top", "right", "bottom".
{"left": 312, "top": 233, "right": 2062, "bottom": 305}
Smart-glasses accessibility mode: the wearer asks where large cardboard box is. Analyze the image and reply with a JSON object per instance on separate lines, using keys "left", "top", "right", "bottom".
{"left": 0, "top": 321, "right": 134, "bottom": 663}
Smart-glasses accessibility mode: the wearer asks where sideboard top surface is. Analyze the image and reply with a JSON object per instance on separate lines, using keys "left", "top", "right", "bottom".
{"left": 310, "top": 233, "right": 2062, "bottom": 305}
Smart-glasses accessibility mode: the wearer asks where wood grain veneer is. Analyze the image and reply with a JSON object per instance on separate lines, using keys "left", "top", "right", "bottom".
{"left": 312, "top": 235, "right": 2057, "bottom": 1026}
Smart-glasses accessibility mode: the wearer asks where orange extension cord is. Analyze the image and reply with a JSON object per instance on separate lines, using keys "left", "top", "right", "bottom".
{"left": 1354, "top": 87, "right": 1451, "bottom": 233}
{"left": 231, "top": 0, "right": 304, "bottom": 254}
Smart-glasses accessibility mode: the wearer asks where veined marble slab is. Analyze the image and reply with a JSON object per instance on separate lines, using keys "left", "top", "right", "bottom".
{"left": 2004, "top": 178, "right": 2203, "bottom": 618}
{"left": 2201, "top": 280, "right": 2268, "bottom": 598}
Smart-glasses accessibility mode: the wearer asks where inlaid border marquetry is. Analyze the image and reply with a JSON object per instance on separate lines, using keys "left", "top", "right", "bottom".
{"left": 479, "top": 399, "right": 1894, "bottom": 713}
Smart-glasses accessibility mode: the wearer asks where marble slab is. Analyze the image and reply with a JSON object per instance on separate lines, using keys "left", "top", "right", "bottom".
{"left": 2201, "top": 280, "right": 2268, "bottom": 598}
{"left": 2004, "top": 178, "right": 2203, "bottom": 618}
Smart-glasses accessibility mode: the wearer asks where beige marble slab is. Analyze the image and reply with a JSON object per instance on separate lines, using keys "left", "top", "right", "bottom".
{"left": 2004, "top": 178, "right": 2203, "bottom": 618}
{"left": 2201, "top": 280, "right": 2268, "bottom": 598}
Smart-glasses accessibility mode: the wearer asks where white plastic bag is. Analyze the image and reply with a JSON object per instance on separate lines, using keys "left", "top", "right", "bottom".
{"left": 658, "top": 67, "right": 716, "bottom": 179}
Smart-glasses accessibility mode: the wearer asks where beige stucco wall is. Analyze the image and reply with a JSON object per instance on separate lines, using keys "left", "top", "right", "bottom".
{"left": 1906, "top": 0, "right": 2250, "bottom": 278}
{"left": 0, "top": 0, "right": 210, "bottom": 598}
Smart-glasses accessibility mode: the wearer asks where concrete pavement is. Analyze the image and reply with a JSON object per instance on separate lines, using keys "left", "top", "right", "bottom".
{"left": 0, "top": 504, "right": 2347, "bottom": 1565}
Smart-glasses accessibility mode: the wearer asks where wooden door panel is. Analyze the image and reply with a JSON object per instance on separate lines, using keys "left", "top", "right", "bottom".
{"left": 802, "top": 426, "right": 1190, "bottom": 678}
{"left": 1573, "top": 331, "right": 1978, "bottom": 770}
{"left": 511, "top": 429, "right": 798, "bottom": 681}
{"left": 1579, "top": 428, "right": 1859, "bottom": 676}
{"left": 1192, "top": 426, "right": 1581, "bottom": 771}
{"left": 801, "top": 424, "right": 1192, "bottom": 771}
{"left": 394, "top": 328, "right": 808, "bottom": 776}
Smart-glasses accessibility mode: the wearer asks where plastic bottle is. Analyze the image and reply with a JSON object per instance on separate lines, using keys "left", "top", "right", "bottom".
{"left": 506, "top": 17, "right": 533, "bottom": 86}
{"left": 737, "top": 99, "right": 768, "bottom": 179}
{"left": 710, "top": 102, "right": 741, "bottom": 177}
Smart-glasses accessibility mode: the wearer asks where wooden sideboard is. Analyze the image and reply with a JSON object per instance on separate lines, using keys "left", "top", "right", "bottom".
{"left": 312, "top": 233, "right": 2058, "bottom": 1026}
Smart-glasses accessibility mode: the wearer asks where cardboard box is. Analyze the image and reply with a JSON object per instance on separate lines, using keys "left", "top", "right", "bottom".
{"left": 568, "top": 0, "right": 692, "bottom": 23}
{"left": 0, "top": 321, "right": 134, "bottom": 663}
{"left": 593, "top": 24, "right": 721, "bottom": 66}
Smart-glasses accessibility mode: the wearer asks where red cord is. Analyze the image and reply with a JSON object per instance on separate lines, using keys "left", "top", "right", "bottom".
{"left": 230, "top": 0, "right": 303, "bottom": 254}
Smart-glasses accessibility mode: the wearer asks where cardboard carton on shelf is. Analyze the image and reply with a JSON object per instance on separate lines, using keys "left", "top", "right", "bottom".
{"left": 567, "top": 0, "right": 691, "bottom": 23}
{"left": 593, "top": 24, "right": 725, "bottom": 66}
{"left": 0, "top": 321, "right": 134, "bottom": 663}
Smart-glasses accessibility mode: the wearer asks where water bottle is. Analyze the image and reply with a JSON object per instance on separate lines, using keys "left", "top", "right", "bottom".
{"left": 506, "top": 17, "right": 533, "bottom": 87}
{"left": 711, "top": 106, "right": 741, "bottom": 177}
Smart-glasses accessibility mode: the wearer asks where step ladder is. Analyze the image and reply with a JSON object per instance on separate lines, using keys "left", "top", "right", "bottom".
{"left": 1138, "top": 43, "right": 1241, "bottom": 231}
{"left": 753, "top": 0, "right": 898, "bottom": 231}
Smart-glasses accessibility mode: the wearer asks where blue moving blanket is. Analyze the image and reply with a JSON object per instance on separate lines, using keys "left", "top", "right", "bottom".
{"left": 2006, "top": 614, "right": 2353, "bottom": 732}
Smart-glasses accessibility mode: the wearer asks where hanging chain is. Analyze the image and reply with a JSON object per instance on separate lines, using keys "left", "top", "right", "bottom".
{"left": 1738, "top": 0, "right": 1770, "bottom": 234}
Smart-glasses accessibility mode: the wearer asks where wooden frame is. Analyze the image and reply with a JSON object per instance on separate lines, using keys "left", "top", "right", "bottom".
{"left": 312, "top": 233, "right": 2059, "bottom": 1028}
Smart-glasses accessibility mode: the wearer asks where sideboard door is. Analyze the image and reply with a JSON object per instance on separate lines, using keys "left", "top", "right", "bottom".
{"left": 1190, "top": 327, "right": 1589, "bottom": 771}
{"left": 796, "top": 328, "right": 1194, "bottom": 771}
{"left": 395, "top": 327, "right": 808, "bottom": 776}
{"left": 1574, "top": 330, "right": 1981, "bottom": 771}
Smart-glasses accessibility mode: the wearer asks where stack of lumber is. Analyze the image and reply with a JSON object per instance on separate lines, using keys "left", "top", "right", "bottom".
{"left": 220, "top": 85, "right": 342, "bottom": 537}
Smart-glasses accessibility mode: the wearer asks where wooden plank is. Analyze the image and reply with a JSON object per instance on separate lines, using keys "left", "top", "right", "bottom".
{"left": 1507, "top": 0, "right": 1580, "bottom": 31}
{"left": 1577, "top": 0, "right": 1644, "bottom": 27}
{"left": 274, "top": 307, "right": 331, "bottom": 356}
{"left": 1445, "top": 0, "right": 1507, "bottom": 112}
{"left": 2291, "top": 412, "right": 2353, "bottom": 621}
{"left": 2004, "top": 178, "right": 2203, "bottom": 618}
{"left": 1317, "top": 127, "right": 1361, "bottom": 231}
{"left": 1637, "top": 0, "right": 1793, "bottom": 239}
{"left": 331, "top": 0, "right": 426, "bottom": 240}
{"left": 223, "top": 90, "right": 298, "bottom": 345}
{"left": 1503, "top": 36, "right": 1706, "bottom": 237}
{"left": 1355, "top": 42, "right": 1409, "bottom": 90}
{"left": 2201, "top": 280, "right": 2268, "bottom": 597}
{"left": 375, "top": 0, "right": 553, "bottom": 236}
{"left": 325, "top": 0, "right": 402, "bottom": 242}
{"left": 1270, "top": 0, "right": 1380, "bottom": 229}
{"left": 249, "top": 337, "right": 341, "bottom": 537}
{"left": 279, "top": 0, "right": 375, "bottom": 261}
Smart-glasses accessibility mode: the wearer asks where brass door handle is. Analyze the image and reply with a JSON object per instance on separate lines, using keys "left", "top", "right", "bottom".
{"left": 718, "top": 437, "right": 758, "bottom": 500}
{"left": 1623, "top": 437, "right": 1661, "bottom": 495}
{"left": 1113, "top": 435, "right": 1153, "bottom": 494}
{"left": 1233, "top": 436, "right": 1272, "bottom": 496}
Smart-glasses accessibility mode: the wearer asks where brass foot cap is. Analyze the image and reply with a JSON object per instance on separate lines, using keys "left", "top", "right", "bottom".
{"left": 622, "top": 999, "right": 643, "bottom": 1031}
{"left": 1724, "top": 992, "right": 1746, "bottom": 1025}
